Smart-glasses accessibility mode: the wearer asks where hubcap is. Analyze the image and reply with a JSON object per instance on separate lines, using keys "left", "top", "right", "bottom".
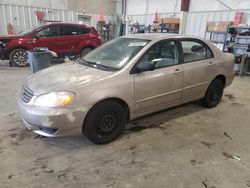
{"left": 96, "top": 111, "right": 118, "bottom": 135}
{"left": 13, "top": 51, "right": 27, "bottom": 66}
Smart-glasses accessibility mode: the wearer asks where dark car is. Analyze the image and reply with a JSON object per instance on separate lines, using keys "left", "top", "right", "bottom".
{"left": 0, "top": 23, "right": 101, "bottom": 67}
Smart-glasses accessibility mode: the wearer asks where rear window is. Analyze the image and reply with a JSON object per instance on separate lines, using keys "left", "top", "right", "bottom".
{"left": 181, "top": 40, "right": 214, "bottom": 63}
{"left": 79, "top": 27, "right": 91, "bottom": 35}
{"left": 60, "top": 26, "right": 79, "bottom": 36}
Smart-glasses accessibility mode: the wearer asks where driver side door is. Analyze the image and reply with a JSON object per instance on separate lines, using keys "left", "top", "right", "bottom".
{"left": 133, "top": 40, "right": 184, "bottom": 116}
{"left": 32, "top": 25, "right": 60, "bottom": 55}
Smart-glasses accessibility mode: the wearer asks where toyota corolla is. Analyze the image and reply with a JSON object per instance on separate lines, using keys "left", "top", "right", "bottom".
{"left": 17, "top": 34, "right": 235, "bottom": 144}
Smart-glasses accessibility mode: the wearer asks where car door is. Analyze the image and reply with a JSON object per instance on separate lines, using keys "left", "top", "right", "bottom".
{"left": 180, "top": 39, "right": 216, "bottom": 103}
{"left": 32, "top": 25, "right": 60, "bottom": 53}
{"left": 133, "top": 40, "right": 184, "bottom": 116}
{"left": 58, "top": 25, "right": 81, "bottom": 56}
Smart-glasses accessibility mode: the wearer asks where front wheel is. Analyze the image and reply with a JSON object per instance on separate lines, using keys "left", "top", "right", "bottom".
{"left": 201, "top": 79, "right": 224, "bottom": 108}
{"left": 83, "top": 101, "right": 127, "bottom": 144}
{"left": 10, "top": 49, "right": 28, "bottom": 67}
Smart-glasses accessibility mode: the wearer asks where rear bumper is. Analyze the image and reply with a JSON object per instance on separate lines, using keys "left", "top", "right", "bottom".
{"left": 225, "top": 73, "right": 235, "bottom": 88}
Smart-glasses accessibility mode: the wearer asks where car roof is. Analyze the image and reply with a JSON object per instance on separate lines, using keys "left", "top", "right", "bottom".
{"left": 122, "top": 33, "right": 202, "bottom": 41}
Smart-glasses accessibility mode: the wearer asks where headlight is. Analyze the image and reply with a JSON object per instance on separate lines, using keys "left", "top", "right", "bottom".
{"left": 0, "top": 41, "right": 6, "bottom": 47}
{"left": 33, "top": 92, "right": 75, "bottom": 107}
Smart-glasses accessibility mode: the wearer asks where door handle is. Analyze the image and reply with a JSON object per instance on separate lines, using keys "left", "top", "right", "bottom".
{"left": 208, "top": 62, "right": 214, "bottom": 66}
{"left": 173, "top": 68, "right": 183, "bottom": 74}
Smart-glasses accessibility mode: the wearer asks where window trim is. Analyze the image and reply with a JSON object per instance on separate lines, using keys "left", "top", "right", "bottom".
{"left": 179, "top": 38, "right": 214, "bottom": 64}
{"left": 59, "top": 25, "right": 81, "bottom": 36}
{"left": 130, "top": 39, "right": 181, "bottom": 74}
{"left": 78, "top": 26, "right": 91, "bottom": 35}
{"left": 36, "top": 25, "right": 60, "bottom": 38}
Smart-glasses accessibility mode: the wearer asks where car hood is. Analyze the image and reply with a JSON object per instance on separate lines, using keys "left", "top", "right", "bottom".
{"left": 25, "top": 62, "right": 114, "bottom": 96}
{"left": 0, "top": 35, "right": 20, "bottom": 42}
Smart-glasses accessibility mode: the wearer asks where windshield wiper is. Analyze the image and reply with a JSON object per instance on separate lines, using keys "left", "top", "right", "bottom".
{"left": 77, "top": 59, "right": 118, "bottom": 71}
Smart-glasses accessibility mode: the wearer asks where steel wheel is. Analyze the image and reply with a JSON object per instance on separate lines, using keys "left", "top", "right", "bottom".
{"left": 210, "top": 85, "right": 221, "bottom": 103}
{"left": 201, "top": 79, "right": 224, "bottom": 108}
{"left": 96, "top": 111, "right": 119, "bottom": 136}
{"left": 83, "top": 101, "right": 127, "bottom": 144}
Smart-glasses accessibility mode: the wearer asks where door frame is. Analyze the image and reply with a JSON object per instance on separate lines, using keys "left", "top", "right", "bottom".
{"left": 130, "top": 38, "right": 183, "bottom": 74}
{"left": 130, "top": 38, "right": 184, "bottom": 116}
{"left": 177, "top": 38, "right": 215, "bottom": 65}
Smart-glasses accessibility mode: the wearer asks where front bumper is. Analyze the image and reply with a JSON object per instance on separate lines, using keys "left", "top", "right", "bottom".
{"left": 0, "top": 45, "right": 8, "bottom": 60}
{"left": 17, "top": 96, "right": 88, "bottom": 137}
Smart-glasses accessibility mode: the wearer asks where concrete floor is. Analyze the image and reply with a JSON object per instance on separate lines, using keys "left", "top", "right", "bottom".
{"left": 1, "top": 61, "right": 250, "bottom": 188}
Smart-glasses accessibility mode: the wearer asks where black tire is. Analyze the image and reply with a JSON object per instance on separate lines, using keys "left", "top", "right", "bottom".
{"left": 201, "top": 79, "right": 224, "bottom": 108}
{"left": 83, "top": 101, "right": 127, "bottom": 144}
{"left": 10, "top": 49, "right": 28, "bottom": 67}
{"left": 80, "top": 47, "right": 93, "bottom": 57}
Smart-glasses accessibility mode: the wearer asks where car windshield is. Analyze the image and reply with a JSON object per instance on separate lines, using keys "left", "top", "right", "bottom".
{"left": 16, "top": 25, "right": 43, "bottom": 36}
{"left": 81, "top": 38, "right": 150, "bottom": 70}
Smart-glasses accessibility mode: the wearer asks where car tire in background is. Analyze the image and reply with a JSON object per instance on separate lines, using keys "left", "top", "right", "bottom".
{"left": 80, "top": 47, "right": 93, "bottom": 57}
{"left": 83, "top": 100, "right": 127, "bottom": 145}
{"left": 10, "top": 49, "right": 28, "bottom": 67}
{"left": 201, "top": 78, "right": 224, "bottom": 108}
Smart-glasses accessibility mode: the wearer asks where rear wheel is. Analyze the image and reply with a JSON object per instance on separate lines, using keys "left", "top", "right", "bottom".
{"left": 10, "top": 49, "right": 28, "bottom": 67}
{"left": 201, "top": 79, "right": 224, "bottom": 108}
{"left": 83, "top": 101, "right": 127, "bottom": 144}
{"left": 80, "top": 47, "right": 93, "bottom": 57}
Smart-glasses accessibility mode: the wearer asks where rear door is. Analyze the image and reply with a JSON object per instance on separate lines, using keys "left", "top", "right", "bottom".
{"left": 58, "top": 25, "right": 82, "bottom": 56}
{"left": 133, "top": 40, "right": 184, "bottom": 116}
{"left": 180, "top": 39, "right": 216, "bottom": 103}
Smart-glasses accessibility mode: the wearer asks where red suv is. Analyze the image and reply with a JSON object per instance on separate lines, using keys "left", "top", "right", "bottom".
{"left": 0, "top": 23, "right": 101, "bottom": 66}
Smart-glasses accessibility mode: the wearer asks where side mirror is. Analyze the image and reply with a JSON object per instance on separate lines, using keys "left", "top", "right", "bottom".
{"left": 136, "top": 62, "right": 155, "bottom": 72}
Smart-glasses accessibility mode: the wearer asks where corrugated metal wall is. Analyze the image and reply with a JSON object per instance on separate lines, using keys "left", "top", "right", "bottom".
{"left": 0, "top": 3, "right": 78, "bottom": 35}
{"left": 185, "top": 9, "right": 250, "bottom": 38}
{"left": 0, "top": 3, "right": 116, "bottom": 36}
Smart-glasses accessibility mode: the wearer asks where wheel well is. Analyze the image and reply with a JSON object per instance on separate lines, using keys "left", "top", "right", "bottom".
{"left": 9, "top": 47, "right": 27, "bottom": 56}
{"left": 81, "top": 46, "right": 95, "bottom": 51}
{"left": 85, "top": 98, "right": 130, "bottom": 122}
{"left": 214, "top": 75, "right": 226, "bottom": 86}
{"left": 10, "top": 47, "right": 28, "bottom": 52}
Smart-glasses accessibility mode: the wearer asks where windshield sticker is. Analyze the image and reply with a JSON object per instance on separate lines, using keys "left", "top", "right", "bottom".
{"left": 128, "top": 42, "right": 147, "bottom": 47}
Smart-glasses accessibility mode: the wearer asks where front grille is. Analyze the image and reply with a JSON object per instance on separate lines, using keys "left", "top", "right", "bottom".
{"left": 21, "top": 85, "right": 34, "bottom": 103}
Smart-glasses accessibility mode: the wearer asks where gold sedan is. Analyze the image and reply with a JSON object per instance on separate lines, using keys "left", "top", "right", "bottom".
{"left": 17, "top": 34, "right": 235, "bottom": 144}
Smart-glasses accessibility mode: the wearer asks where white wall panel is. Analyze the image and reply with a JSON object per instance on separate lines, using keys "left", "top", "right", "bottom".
{"left": 189, "top": 0, "right": 250, "bottom": 11}
{"left": 0, "top": 0, "right": 68, "bottom": 10}
{"left": 127, "top": 0, "right": 181, "bottom": 15}
{"left": 0, "top": 3, "right": 79, "bottom": 35}
{"left": 185, "top": 9, "right": 250, "bottom": 38}
{"left": 127, "top": 0, "right": 250, "bottom": 15}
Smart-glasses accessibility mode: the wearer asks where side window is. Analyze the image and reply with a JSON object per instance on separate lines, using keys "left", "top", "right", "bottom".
{"left": 138, "top": 40, "right": 178, "bottom": 69}
{"left": 60, "top": 26, "right": 79, "bottom": 36}
{"left": 37, "top": 26, "right": 59, "bottom": 37}
{"left": 79, "top": 27, "right": 91, "bottom": 35}
{"left": 181, "top": 40, "right": 213, "bottom": 63}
